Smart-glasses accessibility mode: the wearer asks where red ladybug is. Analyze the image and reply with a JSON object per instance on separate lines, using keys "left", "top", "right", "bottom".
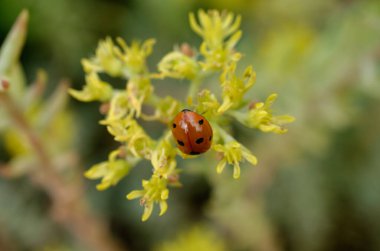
{"left": 171, "top": 109, "right": 213, "bottom": 155}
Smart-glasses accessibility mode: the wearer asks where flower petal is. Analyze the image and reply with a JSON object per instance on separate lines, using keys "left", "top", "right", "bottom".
{"left": 142, "top": 203, "right": 154, "bottom": 222}
{"left": 233, "top": 162, "right": 241, "bottom": 179}
{"left": 242, "top": 151, "right": 258, "bottom": 166}
{"left": 216, "top": 159, "right": 227, "bottom": 174}
{"left": 161, "top": 189, "right": 169, "bottom": 200}
{"left": 96, "top": 181, "right": 111, "bottom": 191}
{"left": 159, "top": 201, "right": 168, "bottom": 216}
{"left": 126, "top": 190, "right": 144, "bottom": 200}
{"left": 84, "top": 162, "right": 108, "bottom": 179}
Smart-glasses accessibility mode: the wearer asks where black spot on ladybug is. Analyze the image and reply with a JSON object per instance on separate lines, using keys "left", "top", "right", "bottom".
{"left": 189, "top": 151, "right": 200, "bottom": 155}
{"left": 195, "top": 138, "right": 204, "bottom": 144}
{"left": 209, "top": 136, "right": 212, "bottom": 141}
{"left": 172, "top": 123, "right": 176, "bottom": 128}
{"left": 198, "top": 119, "right": 204, "bottom": 125}
{"left": 177, "top": 140, "right": 185, "bottom": 146}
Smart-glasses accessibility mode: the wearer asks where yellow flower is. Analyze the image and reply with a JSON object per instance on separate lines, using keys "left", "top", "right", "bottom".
{"left": 218, "top": 62, "right": 256, "bottom": 114}
{"left": 81, "top": 58, "right": 102, "bottom": 74}
{"left": 114, "top": 38, "right": 155, "bottom": 77}
{"left": 189, "top": 10, "right": 242, "bottom": 70}
{"left": 141, "top": 96, "right": 181, "bottom": 124}
{"left": 69, "top": 72, "right": 113, "bottom": 102}
{"left": 247, "top": 93, "right": 295, "bottom": 134}
{"left": 126, "top": 77, "right": 153, "bottom": 117}
{"left": 127, "top": 175, "right": 169, "bottom": 221}
{"left": 158, "top": 51, "right": 200, "bottom": 80}
{"left": 101, "top": 118, "right": 154, "bottom": 159}
{"left": 94, "top": 37, "right": 124, "bottom": 77}
{"left": 85, "top": 148, "right": 131, "bottom": 191}
{"left": 213, "top": 141, "right": 257, "bottom": 179}
{"left": 151, "top": 138, "right": 178, "bottom": 180}
{"left": 103, "top": 91, "right": 130, "bottom": 121}
{"left": 195, "top": 89, "right": 221, "bottom": 118}
{"left": 189, "top": 9, "right": 241, "bottom": 50}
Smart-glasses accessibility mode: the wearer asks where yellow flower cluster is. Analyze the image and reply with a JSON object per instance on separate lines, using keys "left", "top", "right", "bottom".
{"left": 229, "top": 93, "right": 295, "bottom": 134}
{"left": 158, "top": 51, "right": 200, "bottom": 80}
{"left": 127, "top": 138, "right": 179, "bottom": 221}
{"left": 127, "top": 175, "right": 169, "bottom": 222}
{"left": 218, "top": 62, "right": 256, "bottom": 114}
{"left": 213, "top": 141, "right": 257, "bottom": 179}
{"left": 70, "top": 37, "right": 177, "bottom": 221}
{"left": 85, "top": 148, "right": 132, "bottom": 191}
{"left": 70, "top": 9, "right": 294, "bottom": 221}
{"left": 247, "top": 93, "right": 295, "bottom": 134}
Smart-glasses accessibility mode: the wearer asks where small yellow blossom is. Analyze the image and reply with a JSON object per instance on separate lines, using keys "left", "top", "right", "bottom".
{"left": 85, "top": 148, "right": 131, "bottom": 190}
{"left": 213, "top": 141, "right": 257, "bottom": 179}
{"left": 103, "top": 91, "right": 130, "bottom": 121}
{"left": 78, "top": 37, "right": 155, "bottom": 79}
{"left": 196, "top": 89, "right": 221, "bottom": 117}
{"left": 126, "top": 77, "right": 153, "bottom": 117}
{"left": 151, "top": 138, "right": 178, "bottom": 180}
{"left": 127, "top": 175, "right": 169, "bottom": 221}
{"left": 189, "top": 9, "right": 241, "bottom": 50}
{"left": 114, "top": 38, "right": 155, "bottom": 77}
{"left": 247, "top": 93, "right": 295, "bottom": 134}
{"left": 199, "top": 44, "right": 241, "bottom": 71}
{"left": 69, "top": 72, "right": 113, "bottom": 102}
{"left": 218, "top": 62, "right": 256, "bottom": 114}
{"left": 158, "top": 51, "right": 200, "bottom": 79}
{"left": 94, "top": 37, "right": 124, "bottom": 76}
{"left": 190, "top": 10, "right": 242, "bottom": 70}
{"left": 81, "top": 58, "right": 102, "bottom": 73}
{"left": 101, "top": 118, "right": 154, "bottom": 158}
{"left": 141, "top": 96, "right": 181, "bottom": 124}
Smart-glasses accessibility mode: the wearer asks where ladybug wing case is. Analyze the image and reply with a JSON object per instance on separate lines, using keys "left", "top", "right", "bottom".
{"left": 171, "top": 115, "right": 193, "bottom": 154}
{"left": 186, "top": 116, "right": 212, "bottom": 154}
{"left": 171, "top": 110, "right": 213, "bottom": 155}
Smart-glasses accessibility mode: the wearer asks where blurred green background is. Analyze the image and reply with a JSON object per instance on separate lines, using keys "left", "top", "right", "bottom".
{"left": 1, "top": 0, "right": 380, "bottom": 250}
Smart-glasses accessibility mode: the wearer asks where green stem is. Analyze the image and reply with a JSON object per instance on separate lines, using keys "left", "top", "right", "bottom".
{"left": 212, "top": 122, "right": 235, "bottom": 143}
{"left": 186, "top": 77, "right": 202, "bottom": 104}
{"left": 226, "top": 110, "right": 246, "bottom": 124}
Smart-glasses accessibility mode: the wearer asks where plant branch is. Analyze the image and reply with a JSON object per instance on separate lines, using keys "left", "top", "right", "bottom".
{"left": 0, "top": 91, "right": 125, "bottom": 251}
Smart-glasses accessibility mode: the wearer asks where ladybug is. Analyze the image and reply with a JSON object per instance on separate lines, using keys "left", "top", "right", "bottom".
{"left": 171, "top": 109, "right": 213, "bottom": 155}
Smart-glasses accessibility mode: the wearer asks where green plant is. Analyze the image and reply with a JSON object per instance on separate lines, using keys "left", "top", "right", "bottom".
{"left": 70, "top": 9, "right": 294, "bottom": 221}
{"left": 0, "top": 11, "right": 122, "bottom": 251}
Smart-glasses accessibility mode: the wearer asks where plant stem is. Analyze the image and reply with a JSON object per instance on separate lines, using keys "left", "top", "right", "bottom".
{"left": 186, "top": 76, "right": 203, "bottom": 105}
{"left": 212, "top": 122, "right": 235, "bottom": 143}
